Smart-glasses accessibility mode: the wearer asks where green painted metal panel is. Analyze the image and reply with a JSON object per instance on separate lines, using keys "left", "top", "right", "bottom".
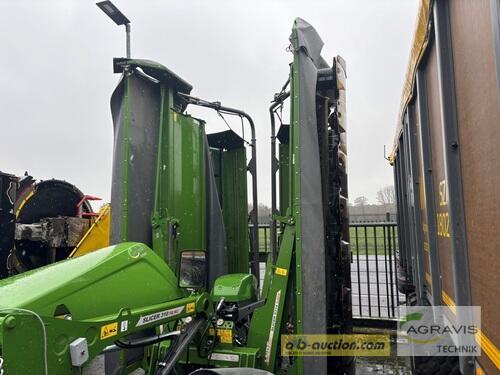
{"left": 0, "top": 243, "right": 183, "bottom": 317}
{"left": 151, "top": 86, "right": 172, "bottom": 262}
{"left": 153, "top": 109, "right": 206, "bottom": 275}
{"left": 121, "top": 77, "right": 131, "bottom": 241}
{"left": 212, "top": 273, "right": 257, "bottom": 303}
{"left": 0, "top": 294, "right": 203, "bottom": 375}
{"left": 110, "top": 71, "right": 163, "bottom": 248}
{"left": 221, "top": 148, "right": 249, "bottom": 274}
{"left": 167, "top": 113, "right": 206, "bottom": 261}
{"left": 0, "top": 242, "right": 211, "bottom": 374}
{"left": 279, "top": 143, "right": 290, "bottom": 217}
{"left": 247, "top": 225, "right": 295, "bottom": 372}
{"left": 289, "top": 32, "right": 304, "bottom": 375}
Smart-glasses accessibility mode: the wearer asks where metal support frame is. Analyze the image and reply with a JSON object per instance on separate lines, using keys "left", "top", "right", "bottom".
{"left": 490, "top": 0, "right": 500, "bottom": 94}
{"left": 405, "top": 107, "right": 426, "bottom": 305}
{"left": 125, "top": 23, "right": 131, "bottom": 58}
{"left": 269, "top": 86, "right": 290, "bottom": 264}
{"left": 247, "top": 225, "right": 295, "bottom": 372}
{"left": 415, "top": 69, "right": 442, "bottom": 306}
{"left": 178, "top": 93, "right": 260, "bottom": 284}
{"left": 393, "top": 153, "right": 405, "bottom": 276}
{"left": 397, "top": 136, "right": 413, "bottom": 287}
{"left": 402, "top": 116, "right": 419, "bottom": 296}
{"left": 434, "top": 1, "right": 473, "bottom": 373}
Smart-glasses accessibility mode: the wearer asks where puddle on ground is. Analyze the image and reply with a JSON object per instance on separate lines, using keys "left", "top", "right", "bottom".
{"left": 356, "top": 335, "right": 412, "bottom": 375}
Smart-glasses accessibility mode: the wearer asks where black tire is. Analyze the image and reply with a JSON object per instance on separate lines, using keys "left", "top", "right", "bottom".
{"left": 397, "top": 261, "right": 415, "bottom": 295}
{"left": 412, "top": 355, "right": 460, "bottom": 375}
{"left": 407, "top": 292, "right": 460, "bottom": 375}
{"left": 189, "top": 369, "right": 273, "bottom": 375}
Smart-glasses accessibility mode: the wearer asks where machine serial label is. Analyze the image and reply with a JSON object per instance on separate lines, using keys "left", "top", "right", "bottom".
{"left": 136, "top": 306, "right": 185, "bottom": 327}
{"left": 101, "top": 322, "right": 118, "bottom": 340}
{"left": 265, "top": 290, "right": 281, "bottom": 365}
{"left": 210, "top": 353, "right": 239, "bottom": 362}
{"left": 275, "top": 267, "right": 288, "bottom": 276}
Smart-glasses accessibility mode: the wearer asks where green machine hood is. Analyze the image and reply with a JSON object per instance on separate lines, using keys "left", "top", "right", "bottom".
{"left": 0, "top": 242, "right": 184, "bottom": 320}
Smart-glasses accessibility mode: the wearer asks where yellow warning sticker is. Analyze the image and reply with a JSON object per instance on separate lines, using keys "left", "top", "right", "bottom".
{"left": 275, "top": 267, "right": 288, "bottom": 276}
{"left": 208, "top": 328, "right": 233, "bottom": 344}
{"left": 186, "top": 302, "right": 196, "bottom": 313}
{"left": 101, "top": 322, "right": 118, "bottom": 340}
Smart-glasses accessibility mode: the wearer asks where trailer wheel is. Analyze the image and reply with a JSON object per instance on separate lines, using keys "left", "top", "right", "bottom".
{"left": 412, "top": 355, "right": 460, "bottom": 375}
{"left": 407, "top": 292, "right": 460, "bottom": 375}
{"left": 336, "top": 356, "right": 356, "bottom": 375}
{"left": 189, "top": 369, "right": 273, "bottom": 375}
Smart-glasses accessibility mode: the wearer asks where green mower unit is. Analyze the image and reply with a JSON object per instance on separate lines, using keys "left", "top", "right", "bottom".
{"left": 0, "top": 18, "right": 352, "bottom": 375}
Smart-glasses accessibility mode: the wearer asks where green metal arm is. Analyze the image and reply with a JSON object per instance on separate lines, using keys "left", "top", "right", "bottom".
{"left": 0, "top": 243, "right": 213, "bottom": 375}
{"left": 0, "top": 293, "right": 210, "bottom": 374}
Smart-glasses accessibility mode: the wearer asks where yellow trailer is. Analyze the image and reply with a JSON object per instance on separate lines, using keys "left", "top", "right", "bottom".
{"left": 391, "top": 1, "right": 500, "bottom": 374}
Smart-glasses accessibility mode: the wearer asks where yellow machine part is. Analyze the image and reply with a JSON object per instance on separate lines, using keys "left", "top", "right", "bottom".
{"left": 69, "top": 204, "right": 110, "bottom": 258}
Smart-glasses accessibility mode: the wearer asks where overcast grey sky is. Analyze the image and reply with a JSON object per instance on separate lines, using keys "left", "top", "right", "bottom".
{"left": 0, "top": 0, "right": 418, "bottom": 207}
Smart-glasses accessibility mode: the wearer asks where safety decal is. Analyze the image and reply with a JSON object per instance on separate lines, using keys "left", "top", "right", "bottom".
{"left": 100, "top": 322, "right": 118, "bottom": 340}
{"left": 186, "top": 302, "right": 196, "bottom": 313}
{"left": 275, "top": 267, "right": 288, "bottom": 276}
{"left": 208, "top": 328, "right": 233, "bottom": 344}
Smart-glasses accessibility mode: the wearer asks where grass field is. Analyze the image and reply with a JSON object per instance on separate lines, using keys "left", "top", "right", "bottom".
{"left": 349, "top": 225, "right": 399, "bottom": 256}
{"left": 258, "top": 227, "right": 271, "bottom": 252}
{"left": 255, "top": 225, "right": 398, "bottom": 256}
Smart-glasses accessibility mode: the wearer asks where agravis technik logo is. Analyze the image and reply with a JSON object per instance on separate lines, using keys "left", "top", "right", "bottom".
{"left": 397, "top": 306, "right": 481, "bottom": 357}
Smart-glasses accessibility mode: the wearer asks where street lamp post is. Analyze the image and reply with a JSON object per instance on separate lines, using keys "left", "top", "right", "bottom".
{"left": 96, "top": 1, "right": 131, "bottom": 58}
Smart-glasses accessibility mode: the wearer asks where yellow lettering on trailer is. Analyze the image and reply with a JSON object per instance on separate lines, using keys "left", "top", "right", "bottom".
{"left": 436, "top": 180, "right": 450, "bottom": 237}
{"left": 438, "top": 180, "right": 448, "bottom": 206}
{"left": 436, "top": 212, "right": 450, "bottom": 237}
{"left": 423, "top": 241, "right": 430, "bottom": 253}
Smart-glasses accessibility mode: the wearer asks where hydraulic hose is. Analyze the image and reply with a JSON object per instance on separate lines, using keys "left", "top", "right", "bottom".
{"left": 155, "top": 316, "right": 206, "bottom": 375}
{"left": 106, "top": 331, "right": 181, "bottom": 351}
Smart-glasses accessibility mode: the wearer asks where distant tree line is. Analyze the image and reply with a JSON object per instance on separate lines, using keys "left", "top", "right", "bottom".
{"left": 249, "top": 185, "right": 397, "bottom": 224}
{"left": 350, "top": 185, "right": 397, "bottom": 223}
{"left": 248, "top": 203, "right": 272, "bottom": 224}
